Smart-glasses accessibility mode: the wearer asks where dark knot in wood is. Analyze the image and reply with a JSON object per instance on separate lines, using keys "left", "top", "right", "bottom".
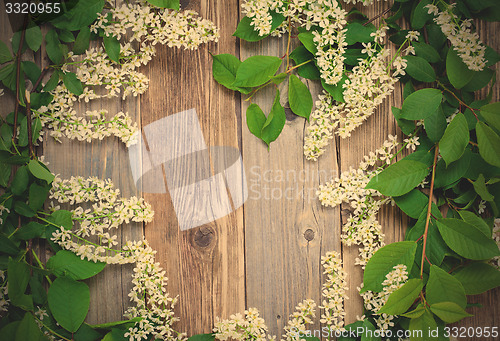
{"left": 193, "top": 226, "right": 214, "bottom": 248}
{"left": 304, "top": 228, "right": 315, "bottom": 241}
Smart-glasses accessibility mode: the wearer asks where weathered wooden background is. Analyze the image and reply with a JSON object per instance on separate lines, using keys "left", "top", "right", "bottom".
{"left": 0, "top": 0, "right": 499, "bottom": 339}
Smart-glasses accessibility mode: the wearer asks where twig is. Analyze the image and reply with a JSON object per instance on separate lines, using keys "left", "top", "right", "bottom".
{"left": 438, "top": 81, "right": 479, "bottom": 120}
{"left": 31, "top": 66, "right": 50, "bottom": 93}
{"left": 12, "top": 17, "right": 29, "bottom": 142}
{"left": 364, "top": 7, "right": 392, "bottom": 26}
{"left": 420, "top": 145, "right": 439, "bottom": 278}
{"left": 25, "top": 90, "right": 34, "bottom": 157}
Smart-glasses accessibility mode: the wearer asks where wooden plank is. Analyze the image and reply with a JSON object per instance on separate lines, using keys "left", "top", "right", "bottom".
{"left": 140, "top": 0, "right": 245, "bottom": 335}
{"left": 41, "top": 0, "right": 143, "bottom": 322}
{"left": 240, "top": 27, "right": 340, "bottom": 340}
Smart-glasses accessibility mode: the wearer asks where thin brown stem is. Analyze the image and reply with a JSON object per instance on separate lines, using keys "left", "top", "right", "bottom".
{"left": 438, "top": 81, "right": 479, "bottom": 120}
{"left": 31, "top": 66, "right": 50, "bottom": 93}
{"left": 25, "top": 90, "right": 34, "bottom": 157}
{"left": 420, "top": 145, "right": 439, "bottom": 278}
{"left": 364, "top": 7, "right": 392, "bottom": 26}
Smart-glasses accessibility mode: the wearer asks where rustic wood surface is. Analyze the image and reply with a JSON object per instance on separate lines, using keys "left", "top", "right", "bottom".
{"left": 0, "top": 1, "right": 499, "bottom": 339}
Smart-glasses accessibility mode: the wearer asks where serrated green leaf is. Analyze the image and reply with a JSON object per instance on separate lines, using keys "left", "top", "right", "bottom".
{"left": 437, "top": 218, "right": 500, "bottom": 260}
{"left": 480, "top": 102, "right": 500, "bottom": 131}
{"left": 15, "top": 312, "right": 47, "bottom": 341}
{"left": 246, "top": 104, "right": 266, "bottom": 139}
{"left": 401, "top": 88, "right": 443, "bottom": 120}
{"left": 212, "top": 54, "right": 251, "bottom": 94}
{"left": 73, "top": 28, "right": 91, "bottom": 55}
{"left": 103, "top": 35, "right": 120, "bottom": 63}
{"left": 321, "top": 75, "right": 348, "bottom": 102}
{"left": 14, "top": 201, "right": 36, "bottom": 217}
{"left": 453, "top": 262, "right": 500, "bottom": 295}
{"left": 476, "top": 121, "right": 500, "bottom": 167}
{"left": 404, "top": 55, "right": 436, "bottom": 82}
{"left": 50, "top": 0, "right": 105, "bottom": 31}
{"left": 409, "top": 310, "right": 437, "bottom": 341}
{"left": 394, "top": 189, "right": 428, "bottom": 219}
{"left": 410, "top": 0, "right": 433, "bottom": 29}
{"left": 433, "top": 150, "right": 471, "bottom": 188}
{"left": 25, "top": 23, "right": 42, "bottom": 52}
{"left": 439, "top": 113, "right": 469, "bottom": 166}
{"left": 366, "top": 160, "right": 429, "bottom": 196}
{"left": 188, "top": 334, "right": 215, "bottom": 341}
{"left": 47, "top": 250, "right": 106, "bottom": 280}
{"left": 289, "top": 45, "right": 319, "bottom": 80}
{"left": 298, "top": 32, "right": 317, "bottom": 54}
{"left": 402, "top": 304, "right": 426, "bottom": 319}
{"left": 0, "top": 162, "right": 11, "bottom": 187}
{"left": 345, "top": 23, "right": 375, "bottom": 45}
{"left": 261, "top": 90, "right": 286, "bottom": 146}
{"left": 288, "top": 74, "right": 312, "bottom": 120}
{"left": 28, "top": 159, "right": 55, "bottom": 184}
{"left": 378, "top": 278, "right": 423, "bottom": 315}
{"left": 233, "top": 56, "right": 282, "bottom": 87}
{"left": 424, "top": 105, "right": 446, "bottom": 142}
{"left": 8, "top": 258, "right": 34, "bottom": 310}
{"left": 427, "top": 265, "right": 467, "bottom": 309}
{"left": 14, "top": 222, "right": 46, "bottom": 240}
{"left": 44, "top": 70, "right": 61, "bottom": 92}
{"left": 363, "top": 241, "right": 417, "bottom": 292}
{"left": 233, "top": 11, "right": 285, "bottom": 42}
{"left": 0, "top": 41, "right": 12, "bottom": 63}
{"left": 11, "top": 166, "right": 29, "bottom": 196}
{"left": 0, "top": 234, "right": 20, "bottom": 255}
{"left": 48, "top": 277, "right": 90, "bottom": 332}
{"left": 29, "top": 183, "right": 50, "bottom": 211}
{"left": 462, "top": 68, "right": 494, "bottom": 92}
{"left": 430, "top": 302, "right": 472, "bottom": 323}
{"left": 45, "top": 29, "right": 63, "bottom": 65}
{"left": 48, "top": 210, "right": 74, "bottom": 230}
{"left": 63, "top": 71, "right": 84, "bottom": 96}
{"left": 458, "top": 210, "right": 491, "bottom": 236}
{"left": 413, "top": 42, "right": 441, "bottom": 63}
{"left": 472, "top": 174, "right": 494, "bottom": 202}
{"left": 447, "top": 48, "right": 474, "bottom": 89}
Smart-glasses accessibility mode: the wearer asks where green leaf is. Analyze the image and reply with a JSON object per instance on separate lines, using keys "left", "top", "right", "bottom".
{"left": 22, "top": 61, "right": 41, "bottom": 87}
{"left": 212, "top": 54, "right": 250, "bottom": 94}
{"left": 14, "top": 201, "right": 36, "bottom": 217}
{"left": 48, "top": 276, "right": 90, "bottom": 332}
{"left": 25, "top": 24, "right": 42, "bottom": 52}
{"left": 29, "top": 183, "right": 50, "bottom": 211}
{"left": 413, "top": 42, "right": 441, "bottom": 63}
{"left": 453, "top": 262, "right": 500, "bottom": 295}
{"left": 188, "top": 334, "right": 216, "bottom": 341}
{"left": 270, "top": 72, "right": 287, "bottom": 84}
{"left": 480, "top": 102, "right": 500, "bottom": 131}
{"left": 404, "top": 55, "right": 436, "bottom": 82}
{"left": 345, "top": 23, "right": 375, "bottom": 45}
{"left": 400, "top": 88, "right": 442, "bottom": 120}
{"left": 103, "top": 35, "right": 120, "bottom": 63}
{"left": 48, "top": 210, "right": 74, "bottom": 230}
{"left": 363, "top": 241, "right": 417, "bottom": 292}
{"left": 102, "top": 329, "right": 127, "bottom": 341}
{"left": 14, "top": 222, "right": 46, "bottom": 240}
{"left": 411, "top": 0, "right": 433, "bottom": 29}
{"left": 11, "top": 166, "right": 29, "bottom": 196}
{"left": 45, "top": 29, "right": 63, "bottom": 65}
{"left": 0, "top": 234, "right": 20, "bottom": 255}
{"left": 447, "top": 48, "right": 474, "bottom": 89}
{"left": 47, "top": 250, "right": 106, "bottom": 280}
{"left": 232, "top": 56, "right": 282, "bottom": 87}
{"left": 74, "top": 323, "right": 102, "bottom": 341}
{"left": 402, "top": 304, "right": 426, "bottom": 319}
{"left": 58, "top": 29, "right": 75, "bottom": 43}
{"left": 288, "top": 74, "right": 312, "bottom": 120}
{"left": 298, "top": 32, "right": 317, "bottom": 54}
{"left": 436, "top": 218, "right": 500, "bottom": 260}
{"left": 50, "top": 0, "right": 105, "bottom": 31}
{"left": 472, "top": 174, "right": 494, "bottom": 202}
{"left": 0, "top": 41, "right": 12, "bottom": 63}
{"left": 289, "top": 46, "right": 319, "bottom": 80}
{"left": 73, "top": 28, "right": 91, "bottom": 55}
{"left": 44, "top": 70, "right": 61, "bottom": 92}
{"left": 409, "top": 309, "right": 437, "bottom": 341}
{"left": 476, "top": 121, "right": 500, "bottom": 167}
{"left": 462, "top": 68, "right": 494, "bottom": 92}
{"left": 15, "top": 312, "right": 47, "bottom": 341}
{"left": 261, "top": 91, "right": 286, "bottom": 146}
{"left": 439, "top": 113, "right": 469, "bottom": 166}
{"left": 394, "top": 189, "right": 428, "bottom": 219}
{"left": 392, "top": 106, "right": 415, "bottom": 135}
{"left": 63, "top": 72, "right": 84, "bottom": 96}
{"left": 427, "top": 265, "right": 467, "bottom": 309}
{"left": 0, "top": 162, "right": 11, "bottom": 187}
{"left": 146, "top": 0, "right": 179, "bottom": 9}
{"left": 434, "top": 150, "right": 471, "bottom": 188}
{"left": 378, "top": 278, "right": 423, "bottom": 315}
{"left": 246, "top": 104, "right": 266, "bottom": 139}
{"left": 8, "top": 258, "right": 34, "bottom": 310}
{"left": 28, "top": 159, "right": 55, "bottom": 184}
{"left": 366, "top": 160, "right": 429, "bottom": 196}
{"left": 424, "top": 105, "right": 446, "bottom": 142}
{"left": 321, "top": 75, "right": 348, "bottom": 102}
{"left": 233, "top": 12, "right": 285, "bottom": 42}
{"left": 89, "top": 317, "right": 142, "bottom": 330}
{"left": 458, "top": 210, "right": 491, "bottom": 236}
{"left": 430, "top": 302, "right": 472, "bottom": 323}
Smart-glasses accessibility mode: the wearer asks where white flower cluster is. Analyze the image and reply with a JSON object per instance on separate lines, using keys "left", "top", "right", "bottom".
{"left": 49, "top": 175, "right": 154, "bottom": 264}
{"left": 316, "top": 136, "right": 402, "bottom": 266}
{"left": 319, "top": 251, "right": 348, "bottom": 332}
{"left": 282, "top": 299, "right": 316, "bottom": 341}
{"left": 304, "top": 28, "right": 415, "bottom": 160}
{"left": 359, "top": 264, "right": 409, "bottom": 333}
{"left": 0, "top": 204, "right": 10, "bottom": 225}
{"left": 343, "top": 0, "right": 387, "bottom": 5}
{"left": 213, "top": 308, "right": 271, "bottom": 341}
{"left": 38, "top": 1, "right": 218, "bottom": 146}
{"left": 242, "top": 0, "right": 347, "bottom": 85}
{"left": 0, "top": 270, "right": 8, "bottom": 313}
{"left": 426, "top": 3, "right": 486, "bottom": 71}
{"left": 491, "top": 218, "right": 500, "bottom": 269}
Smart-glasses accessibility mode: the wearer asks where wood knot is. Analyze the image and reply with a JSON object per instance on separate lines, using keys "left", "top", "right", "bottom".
{"left": 285, "top": 107, "right": 298, "bottom": 121}
{"left": 193, "top": 226, "right": 214, "bottom": 248}
{"left": 303, "top": 228, "right": 315, "bottom": 241}
{"left": 276, "top": 315, "right": 281, "bottom": 320}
